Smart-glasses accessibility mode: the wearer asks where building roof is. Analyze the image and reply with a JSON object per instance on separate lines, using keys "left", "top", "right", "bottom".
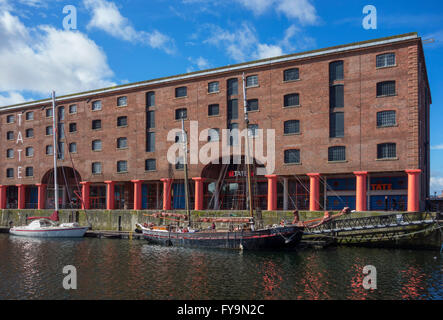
{"left": 0, "top": 32, "right": 420, "bottom": 112}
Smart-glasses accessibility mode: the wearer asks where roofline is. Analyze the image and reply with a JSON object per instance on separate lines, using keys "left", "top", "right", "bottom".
{"left": 0, "top": 32, "right": 419, "bottom": 112}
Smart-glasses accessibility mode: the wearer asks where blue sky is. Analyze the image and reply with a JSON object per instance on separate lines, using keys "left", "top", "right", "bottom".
{"left": 0, "top": 0, "right": 442, "bottom": 194}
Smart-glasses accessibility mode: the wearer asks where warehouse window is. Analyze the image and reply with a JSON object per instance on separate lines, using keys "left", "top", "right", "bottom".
{"left": 227, "top": 78, "right": 238, "bottom": 96}
{"left": 45, "top": 126, "right": 53, "bottom": 136}
{"left": 92, "top": 119, "right": 102, "bottom": 130}
{"left": 6, "top": 149, "right": 13, "bottom": 158}
{"left": 284, "top": 120, "right": 300, "bottom": 135}
{"left": 329, "top": 61, "right": 344, "bottom": 82}
{"left": 117, "top": 137, "right": 128, "bottom": 149}
{"left": 92, "top": 140, "right": 102, "bottom": 151}
{"left": 6, "top": 131, "right": 14, "bottom": 140}
{"left": 284, "top": 149, "right": 301, "bottom": 164}
{"left": 6, "top": 115, "right": 14, "bottom": 123}
{"left": 330, "top": 85, "right": 344, "bottom": 109}
{"left": 25, "top": 167, "right": 34, "bottom": 177}
{"left": 92, "top": 162, "right": 102, "bottom": 174}
{"left": 247, "top": 99, "right": 259, "bottom": 112}
{"left": 117, "top": 116, "right": 127, "bottom": 127}
{"left": 284, "top": 93, "right": 300, "bottom": 108}
{"left": 26, "top": 112, "right": 34, "bottom": 121}
{"left": 246, "top": 75, "right": 258, "bottom": 88}
{"left": 117, "top": 96, "right": 127, "bottom": 107}
{"left": 330, "top": 112, "right": 344, "bottom": 138}
{"left": 147, "top": 110, "right": 155, "bottom": 129}
{"left": 6, "top": 168, "right": 14, "bottom": 178}
{"left": 69, "top": 123, "right": 77, "bottom": 133}
{"left": 145, "top": 159, "right": 156, "bottom": 171}
{"left": 377, "top": 111, "right": 397, "bottom": 127}
{"left": 228, "top": 99, "right": 238, "bottom": 120}
{"left": 248, "top": 124, "right": 259, "bottom": 138}
{"left": 46, "top": 145, "right": 53, "bottom": 155}
{"left": 26, "top": 128, "right": 34, "bottom": 138}
{"left": 284, "top": 68, "right": 299, "bottom": 82}
{"left": 117, "top": 161, "right": 128, "bottom": 173}
{"left": 46, "top": 108, "right": 53, "bottom": 118}
{"left": 92, "top": 100, "right": 102, "bottom": 111}
{"left": 377, "top": 81, "right": 396, "bottom": 97}
{"left": 208, "top": 82, "right": 219, "bottom": 93}
{"left": 58, "top": 106, "right": 65, "bottom": 121}
{"left": 208, "top": 104, "right": 219, "bottom": 116}
{"left": 146, "top": 92, "right": 155, "bottom": 107}
{"left": 57, "top": 142, "right": 65, "bottom": 160}
{"left": 26, "top": 147, "right": 34, "bottom": 157}
{"left": 69, "top": 104, "right": 77, "bottom": 114}
{"left": 376, "top": 53, "right": 396, "bottom": 68}
{"left": 377, "top": 143, "right": 397, "bottom": 159}
{"left": 146, "top": 132, "right": 155, "bottom": 152}
{"left": 175, "top": 86, "right": 187, "bottom": 98}
{"left": 69, "top": 143, "right": 77, "bottom": 153}
{"left": 328, "top": 146, "right": 346, "bottom": 162}
{"left": 175, "top": 108, "right": 187, "bottom": 120}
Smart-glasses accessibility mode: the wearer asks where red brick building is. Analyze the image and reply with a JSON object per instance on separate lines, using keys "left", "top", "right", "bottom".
{"left": 0, "top": 32, "right": 431, "bottom": 212}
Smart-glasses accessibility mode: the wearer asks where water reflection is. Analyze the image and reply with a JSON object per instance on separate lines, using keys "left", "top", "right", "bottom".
{"left": 0, "top": 234, "right": 442, "bottom": 300}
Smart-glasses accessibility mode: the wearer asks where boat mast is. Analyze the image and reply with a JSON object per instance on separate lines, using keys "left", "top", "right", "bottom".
{"left": 242, "top": 73, "right": 254, "bottom": 219}
{"left": 181, "top": 118, "right": 191, "bottom": 227}
{"left": 52, "top": 91, "right": 59, "bottom": 211}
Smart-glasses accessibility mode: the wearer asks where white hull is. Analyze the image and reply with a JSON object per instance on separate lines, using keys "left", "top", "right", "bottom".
{"left": 9, "top": 227, "right": 88, "bottom": 238}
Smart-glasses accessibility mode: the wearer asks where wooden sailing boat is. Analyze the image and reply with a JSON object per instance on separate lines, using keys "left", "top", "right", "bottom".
{"left": 137, "top": 74, "right": 304, "bottom": 250}
{"left": 9, "top": 92, "right": 89, "bottom": 238}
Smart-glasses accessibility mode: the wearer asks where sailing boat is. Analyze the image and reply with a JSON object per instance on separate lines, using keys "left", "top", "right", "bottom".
{"left": 9, "top": 92, "right": 89, "bottom": 238}
{"left": 137, "top": 75, "right": 304, "bottom": 250}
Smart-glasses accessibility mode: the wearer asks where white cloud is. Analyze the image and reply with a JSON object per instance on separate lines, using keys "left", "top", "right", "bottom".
{"left": 187, "top": 56, "right": 211, "bottom": 73}
{"left": 254, "top": 44, "right": 283, "bottom": 59}
{"left": 236, "top": 0, "right": 319, "bottom": 25}
{"left": 0, "top": 92, "right": 28, "bottom": 106}
{"left": 0, "top": 9, "right": 115, "bottom": 106}
{"left": 84, "top": 0, "right": 175, "bottom": 54}
{"left": 431, "top": 144, "right": 443, "bottom": 150}
{"left": 431, "top": 177, "right": 443, "bottom": 194}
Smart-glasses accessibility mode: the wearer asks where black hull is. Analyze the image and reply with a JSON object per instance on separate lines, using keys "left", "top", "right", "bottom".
{"left": 142, "top": 226, "right": 304, "bottom": 250}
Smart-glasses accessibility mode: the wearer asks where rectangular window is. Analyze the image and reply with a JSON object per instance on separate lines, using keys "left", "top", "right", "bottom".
{"left": 26, "top": 112, "right": 34, "bottom": 121}
{"left": 284, "top": 93, "right": 299, "bottom": 107}
{"left": 6, "top": 131, "right": 14, "bottom": 140}
{"left": 147, "top": 111, "right": 155, "bottom": 128}
{"left": 208, "top": 128, "right": 220, "bottom": 142}
{"left": 7, "top": 149, "right": 13, "bottom": 158}
{"left": 92, "top": 162, "right": 102, "bottom": 174}
{"left": 117, "top": 116, "right": 127, "bottom": 127}
{"left": 46, "top": 126, "right": 53, "bottom": 136}
{"left": 46, "top": 145, "right": 53, "bottom": 155}
{"left": 175, "top": 108, "right": 187, "bottom": 120}
{"left": 46, "top": 108, "right": 53, "bottom": 118}
{"left": 117, "top": 161, "right": 128, "bottom": 173}
{"left": 69, "top": 123, "right": 77, "bottom": 133}
{"left": 208, "top": 82, "right": 219, "bottom": 93}
{"left": 92, "top": 100, "right": 102, "bottom": 111}
{"left": 376, "top": 53, "right": 396, "bottom": 68}
{"left": 6, "top": 168, "right": 14, "bottom": 178}
{"left": 284, "top": 120, "right": 300, "bottom": 135}
{"left": 328, "top": 146, "right": 346, "bottom": 162}
{"left": 247, "top": 99, "right": 259, "bottom": 112}
{"left": 25, "top": 167, "right": 33, "bottom": 177}
{"left": 6, "top": 115, "right": 14, "bottom": 123}
{"left": 26, "top": 128, "right": 34, "bottom": 138}
{"left": 228, "top": 99, "right": 238, "bottom": 120}
{"left": 248, "top": 124, "right": 259, "bottom": 138}
{"left": 92, "top": 119, "right": 102, "bottom": 130}
{"left": 117, "top": 137, "right": 128, "bottom": 149}
{"left": 330, "top": 85, "right": 344, "bottom": 109}
{"left": 377, "top": 143, "right": 397, "bottom": 159}
{"left": 330, "top": 112, "right": 344, "bottom": 138}
{"left": 145, "top": 159, "right": 156, "bottom": 171}
{"left": 175, "top": 86, "right": 187, "bottom": 98}
{"left": 117, "top": 96, "right": 127, "bottom": 107}
{"left": 57, "top": 142, "right": 65, "bottom": 160}
{"left": 284, "top": 149, "right": 300, "bottom": 164}
{"left": 58, "top": 107, "right": 65, "bottom": 121}
{"left": 146, "top": 92, "right": 155, "bottom": 107}
{"left": 58, "top": 123, "right": 65, "bottom": 139}
{"left": 208, "top": 104, "right": 219, "bottom": 116}
{"left": 377, "top": 111, "right": 396, "bottom": 127}
{"left": 92, "top": 140, "right": 102, "bottom": 151}
{"left": 284, "top": 68, "right": 300, "bottom": 81}
{"left": 377, "top": 81, "right": 396, "bottom": 97}
{"left": 246, "top": 75, "right": 258, "bottom": 87}
{"left": 330, "top": 61, "right": 344, "bottom": 82}
{"left": 227, "top": 79, "right": 238, "bottom": 96}
{"left": 146, "top": 132, "right": 155, "bottom": 152}
{"left": 69, "top": 104, "right": 77, "bottom": 114}
{"left": 26, "top": 147, "right": 34, "bottom": 157}
{"left": 69, "top": 143, "right": 77, "bottom": 153}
